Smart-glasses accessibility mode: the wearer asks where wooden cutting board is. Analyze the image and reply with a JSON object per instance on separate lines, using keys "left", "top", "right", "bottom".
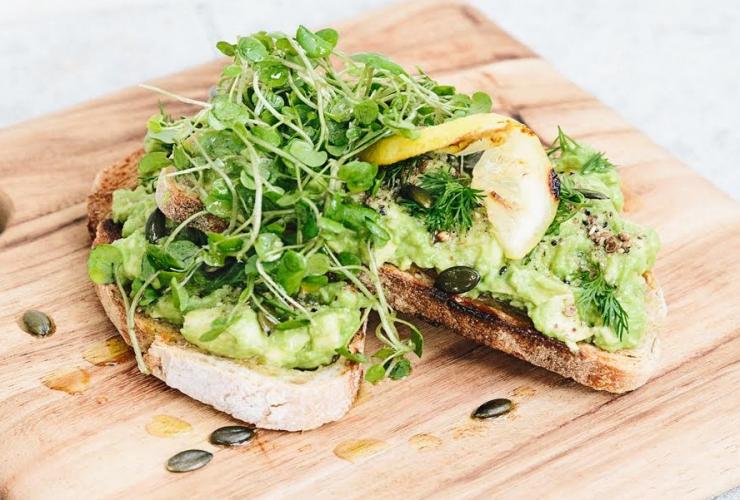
{"left": 1, "top": 1, "right": 738, "bottom": 498}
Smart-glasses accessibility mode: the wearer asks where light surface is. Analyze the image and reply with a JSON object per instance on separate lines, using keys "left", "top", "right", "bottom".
{"left": 0, "top": 0, "right": 737, "bottom": 202}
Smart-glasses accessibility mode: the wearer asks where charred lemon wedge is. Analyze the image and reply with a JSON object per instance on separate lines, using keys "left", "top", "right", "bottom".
{"left": 360, "top": 113, "right": 558, "bottom": 259}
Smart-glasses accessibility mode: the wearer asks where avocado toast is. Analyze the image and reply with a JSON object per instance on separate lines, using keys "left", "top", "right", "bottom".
{"left": 86, "top": 27, "right": 665, "bottom": 430}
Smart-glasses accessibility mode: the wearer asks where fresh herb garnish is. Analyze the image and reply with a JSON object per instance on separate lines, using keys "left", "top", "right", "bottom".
{"left": 545, "top": 175, "right": 585, "bottom": 235}
{"left": 402, "top": 168, "right": 483, "bottom": 233}
{"left": 548, "top": 127, "right": 615, "bottom": 174}
{"left": 97, "top": 26, "right": 493, "bottom": 383}
{"left": 577, "top": 268, "right": 629, "bottom": 341}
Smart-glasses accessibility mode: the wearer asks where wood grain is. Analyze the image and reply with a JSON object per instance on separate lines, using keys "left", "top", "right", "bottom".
{"left": 1, "top": 1, "right": 739, "bottom": 498}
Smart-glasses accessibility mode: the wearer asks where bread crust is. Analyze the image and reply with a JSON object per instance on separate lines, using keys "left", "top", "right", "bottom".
{"left": 378, "top": 265, "right": 664, "bottom": 393}
{"left": 87, "top": 152, "right": 364, "bottom": 431}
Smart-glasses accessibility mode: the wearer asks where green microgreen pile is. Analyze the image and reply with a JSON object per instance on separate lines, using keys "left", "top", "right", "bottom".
{"left": 87, "top": 26, "right": 492, "bottom": 381}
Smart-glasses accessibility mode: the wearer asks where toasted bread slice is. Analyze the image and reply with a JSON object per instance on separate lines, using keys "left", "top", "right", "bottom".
{"left": 90, "top": 149, "right": 665, "bottom": 396}
{"left": 87, "top": 154, "right": 364, "bottom": 431}
{"left": 378, "top": 265, "right": 664, "bottom": 393}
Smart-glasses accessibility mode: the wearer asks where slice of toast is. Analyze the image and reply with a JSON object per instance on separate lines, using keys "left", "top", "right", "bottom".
{"left": 89, "top": 149, "right": 666, "bottom": 397}
{"left": 87, "top": 153, "right": 365, "bottom": 431}
{"left": 378, "top": 265, "right": 664, "bottom": 393}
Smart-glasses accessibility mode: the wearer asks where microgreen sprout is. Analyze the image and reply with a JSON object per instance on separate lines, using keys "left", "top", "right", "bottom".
{"left": 93, "top": 26, "right": 492, "bottom": 383}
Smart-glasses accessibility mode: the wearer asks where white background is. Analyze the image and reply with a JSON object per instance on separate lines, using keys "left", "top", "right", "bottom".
{"left": 1, "top": 0, "right": 738, "bottom": 200}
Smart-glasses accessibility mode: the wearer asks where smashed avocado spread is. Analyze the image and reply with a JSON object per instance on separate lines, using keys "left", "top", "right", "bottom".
{"left": 87, "top": 27, "right": 659, "bottom": 381}
{"left": 369, "top": 132, "right": 658, "bottom": 351}
{"left": 87, "top": 26, "right": 496, "bottom": 379}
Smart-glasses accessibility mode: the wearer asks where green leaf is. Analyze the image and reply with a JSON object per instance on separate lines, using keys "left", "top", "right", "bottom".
{"left": 236, "top": 36, "right": 268, "bottom": 62}
{"left": 351, "top": 52, "right": 406, "bottom": 75}
{"left": 372, "top": 346, "right": 395, "bottom": 361}
{"left": 353, "top": 98, "right": 379, "bottom": 125}
{"left": 316, "top": 28, "right": 339, "bottom": 48}
{"left": 275, "top": 250, "right": 306, "bottom": 296}
{"left": 287, "top": 139, "right": 327, "bottom": 167}
{"left": 365, "top": 219, "right": 390, "bottom": 245}
{"left": 167, "top": 240, "right": 200, "bottom": 265}
{"left": 275, "top": 36, "right": 297, "bottom": 55}
{"left": 301, "top": 274, "right": 329, "bottom": 293}
{"left": 146, "top": 245, "right": 185, "bottom": 271}
{"left": 251, "top": 125, "right": 282, "bottom": 147}
{"left": 327, "top": 98, "right": 352, "bottom": 122}
{"left": 410, "top": 328, "right": 424, "bottom": 357}
{"left": 216, "top": 41, "right": 235, "bottom": 57}
{"left": 336, "top": 345, "right": 367, "bottom": 364}
{"left": 276, "top": 191, "right": 302, "bottom": 208}
{"left": 221, "top": 64, "right": 241, "bottom": 77}
{"left": 365, "top": 363, "right": 386, "bottom": 384}
{"left": 469, "top": 91, "right": 493, "bottom": 114}
{"left": 255, "top": 233, "right": 283, "bottom": 262}
{"left": 296, "top": 25, "right": 333, "bottom": 58}
{"left": 257, "top": 58, "right": 289, "bottom": 88}
{"left": 138, "top": 151, "right": 172, "bottom": 176}
{"left": 88, "top": 244, "right": 123, "bottom": 284}
{"left": 171, "top": 278, "right": 189, "bottom": 312}
{"left": 296, "top": 200, "right": 319, "bottom": 240}
{"left": 274, "top": 318, "right": 311, "bottom": 330}
{"left": 208, "top": 232, "right": 243, "bottom": 254}
{"left": 338, "top": 161, "right": 378, "bottom": 193}
{"left": 389, "top": 358, "right": 412, "bottom": 380}
{"left": 306, "top": 253, "right": 331, "bottom": 276}
{"left": 204, "top": 178, "right": 233, "bottom": 218}
{"left": 432, "top": 85, "right": 456, "bottom": 96}
{"left": 212, "top": 96, "right": 247, "bottom": 122}
{"left": 172, "top": 146, "right": 189, "bottom": 169}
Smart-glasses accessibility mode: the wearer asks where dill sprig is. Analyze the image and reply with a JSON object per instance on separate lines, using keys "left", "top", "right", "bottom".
{"left": 545, "top": 175, "right": 585, "bottom": 235}
{"left": 548, "top": 127, "right": 615, "bottom": 174}
{"left": 403, "top": 168, "right": 483, "bottom": 233}
{"left": 577, "top": 268, "right": 629, "bottom": 340}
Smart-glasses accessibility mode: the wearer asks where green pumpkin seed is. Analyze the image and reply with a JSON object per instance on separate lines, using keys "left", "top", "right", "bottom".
{"left": 435, "top": 266, "right": 480, "bottom": 294}
{"left": 461, "top": 151, "right": 484, "bottom": 170}
{"left": 210, "top": 426, "right": 256, "bottom": 446}
{"left": 401, "top": 184, "right": 433, "bottom": 209}
{"left": 472, "top": 398, "right": 512, "bottom": 419}
{"left": 20, "top": 310, "right": 55, "bottom": 337}
{"left": 145, "top": 209, "right": 168, "bottom": 243}
{"left": 166, "top": 449, "right": 213, "bottom": 473}
{"left": 576, "top": 188, "right": 609, "bottom": 200}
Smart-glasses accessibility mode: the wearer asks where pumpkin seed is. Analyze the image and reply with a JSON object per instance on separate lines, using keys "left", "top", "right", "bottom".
{"left": 435, "top": 266, "right": 480, "bottom": 294}
{"left": 145, "top": 208, "right": 168, "bottom": 243}
{"left": 20, "top": 310, "right": 55, "bottom": 337}
{"left": 472, "top": 398, "right": 512, "bottom": 419}
{"left": 210, "top": 426, "right": 256, "bottom": 446}
{"left": 576, "top": 188, "right": 609, "bottom": 200}
{"left": 461, "top": 151, "right": 484, "bottom": 170}
{"left": 400, "top": 184, "right": 433, "bottom": 209}
{"left": 166, "top": 449, "right": 213, "bottom": 473}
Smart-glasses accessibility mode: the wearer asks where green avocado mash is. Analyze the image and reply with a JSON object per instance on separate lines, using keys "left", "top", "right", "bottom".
{"left": 373, "top": 145, "right": 659, "bottom": 352}
{"left": 87, "top": 26, "right": 659, "bottom": 383}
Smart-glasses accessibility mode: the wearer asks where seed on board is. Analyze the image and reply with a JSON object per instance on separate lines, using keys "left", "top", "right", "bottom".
{"left": 20, "top": 310, "right": 55, "bottom": 337}
{"left": 400, "top": 184, "right": 433, "bottom": 209}
{"left": 166, "top": 449, "right": 213, "bottom": 473}
{"left": 435, "top": 266, "right": 480, "bottom": 294}
{"left": 145, "top": 208, "right": 168, "bottom": 243}
{"left": 210, "top": 426, "right": 256, "bottom": 446}
{"left": 472, "top": 398, "right": 513, "bottom": 419}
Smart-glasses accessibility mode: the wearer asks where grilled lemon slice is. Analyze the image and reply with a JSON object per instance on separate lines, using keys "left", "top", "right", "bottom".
{"left": 361, "top": 113, "right": 558, "bottom": 259}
